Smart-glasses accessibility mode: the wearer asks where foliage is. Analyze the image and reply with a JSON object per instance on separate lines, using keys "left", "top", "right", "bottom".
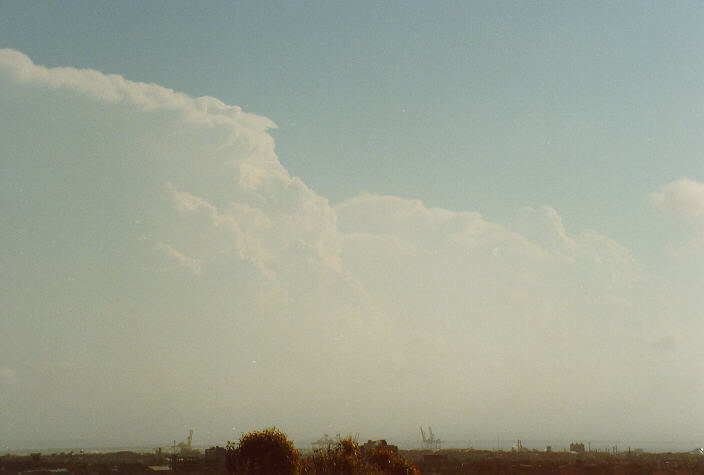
{"left": 226, "top": 428, "right": 418, "bottom": 475}
{"left": 305, "top": 438, "right": 418, "bottom": 475}
{"left": 227, "top": 427, "right": 302, "bottom": 474}
{"left": 364, "top": 447, "right": 419, "bottom": 475}
{"left": 308, "top": 437, "right": 366, "bottom": 475}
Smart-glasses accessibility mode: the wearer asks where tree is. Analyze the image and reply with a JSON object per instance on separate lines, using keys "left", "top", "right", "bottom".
{"left": 227, "top": 427, "right": 302, "bottom": 474}
{"left": 308, "top": 437, "right": 365, "bottom": 474}
{"left": 365, "top": 447, "right": 419, "bottom": 475}
{"left": 306, "top": 437, "right": 419, "bottom": 475}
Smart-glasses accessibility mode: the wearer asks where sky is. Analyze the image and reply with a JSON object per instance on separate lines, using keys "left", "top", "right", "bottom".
{"left": 1, "top": 1, "right": 703, "bottom": 450}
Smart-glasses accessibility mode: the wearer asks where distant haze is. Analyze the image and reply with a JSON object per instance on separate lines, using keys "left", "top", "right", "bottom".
{"left": 1, "top": 1, "right": 703, "bottom": 451}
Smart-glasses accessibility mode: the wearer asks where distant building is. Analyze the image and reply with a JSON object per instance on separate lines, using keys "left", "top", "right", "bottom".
{"left": 361, "top": 439, "right": 398, "bottom": 455}
{"left": 570, "top": 443, "right": 585, "bottom": 453}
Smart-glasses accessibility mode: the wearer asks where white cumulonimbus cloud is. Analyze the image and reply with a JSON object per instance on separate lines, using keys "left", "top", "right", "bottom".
{"left": 1, "top": 49, "right": 701, "bottom": 446}
{"left": 650, "top": 177, "right": 704, "bottom": 221}
{"left": 651, "top": 177, "right": 704, "bottom": 260}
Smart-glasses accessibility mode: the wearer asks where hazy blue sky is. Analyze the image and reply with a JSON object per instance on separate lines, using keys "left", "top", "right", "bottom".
{"left": 1, "top": 1, "right": 703, "bottom": 450}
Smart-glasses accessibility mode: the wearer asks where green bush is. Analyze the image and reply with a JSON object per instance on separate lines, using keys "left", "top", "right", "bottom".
{"left": 365, "top": 447, "right": 419, "bottom": 475}
{"left": 308, "top": 437, "right": 366, "bottom": 474}
{"left": 227, "top": 429, "right": 418, "bottom": 475}
{"left": 306, "top": 438, "right": 418, "bottom": 475}
{"left": 227, "top": 427, "right": 302, "bottom": 474}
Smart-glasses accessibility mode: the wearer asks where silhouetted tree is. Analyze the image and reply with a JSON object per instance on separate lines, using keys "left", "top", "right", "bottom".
{"left": 308, "top": 437, "right": 365, "bottom": 474}
{"left": 306, "top": 438, "right": 418, "bottom": 475}
{"left": 365, "top": 446, "right": 419, "bottom": 475}
{"left": 227, "top": 427, "right": 302, "bottom": 474}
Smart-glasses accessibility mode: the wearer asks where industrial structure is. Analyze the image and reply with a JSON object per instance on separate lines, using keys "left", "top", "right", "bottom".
{"left": 361, "top": 439, "right": 398, "bottom": 455}
{"left": 420, "top": 426, "right": 442, "bottom": 451}
{"left": 172, "top": 429, "right": 199, "bottom": 456}
{"left": 570, "top": 442, "right": 586, "bottom": 454}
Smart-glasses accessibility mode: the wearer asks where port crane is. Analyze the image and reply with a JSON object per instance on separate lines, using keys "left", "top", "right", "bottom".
{"left": 175, "top": 429, "right": 196, "bottom": 455}
{"left": 420, "top": 426, "right": 441, "bottom": 451}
